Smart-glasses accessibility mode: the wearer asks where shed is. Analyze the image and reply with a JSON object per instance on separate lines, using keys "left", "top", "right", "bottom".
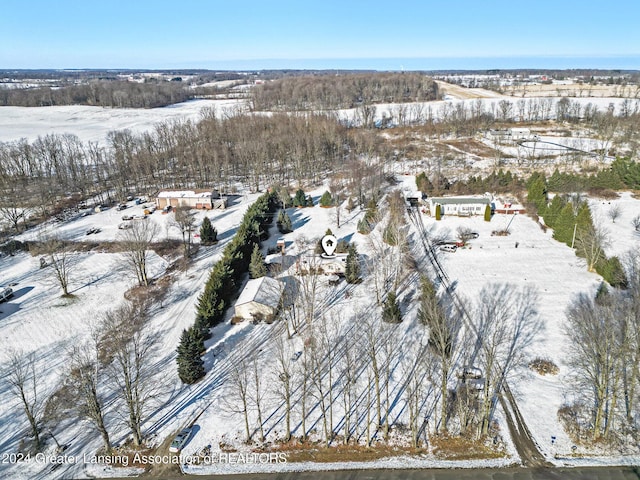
{"left": 234, "top": 276, "right": 283, "bottom": 322}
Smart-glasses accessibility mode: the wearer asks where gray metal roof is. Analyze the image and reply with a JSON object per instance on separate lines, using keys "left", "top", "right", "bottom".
{"left": 430, "top": 197, "right": 491, "bottom": 205}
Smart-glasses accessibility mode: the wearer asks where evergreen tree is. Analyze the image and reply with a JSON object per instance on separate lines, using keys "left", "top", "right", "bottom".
{"left": 320, "top": 191, "right": 333, "bottom": 207}
{"left": 200, "top": 217, "right": 217, "bottom": 245}
{"left": 344, "top": 243, "right": 361, "bottom": 284}
{"left": 544, "top": 195, "right": 566, "bottom": 228}
{"left": 293, "top": 189, "right": 307, "bottom": 207}
{"left": 553, "top": 203, "right": 576, "bottom": 246}
{"left": 277, "top": 210, "right": 292, "bottom": 233}
{"left": 249, "top": 244, "right": 267, "bottom": 278}
{"left": 382, "top": 291, "right": 402, "bottom": 323}
{"left": 527, "top": 175, "right": 548, "bottom": 215}
{"left": 176, "top": 327, "right": 205, "bottom": 384}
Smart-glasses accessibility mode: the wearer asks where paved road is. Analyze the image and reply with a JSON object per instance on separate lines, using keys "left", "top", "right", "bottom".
{"left": 130, "top": 466, "right": 640, "bottom": 480}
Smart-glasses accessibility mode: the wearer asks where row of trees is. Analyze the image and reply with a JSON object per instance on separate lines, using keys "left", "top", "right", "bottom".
{"left": 0, "top": 112, "right": 392, "bottom": 231}
{"left": 527, "top": 173, "right": 627, "bottom": 287}
{"left": 0, "top": 80, "right": 192, "bottom": 108}
{"left": 222, "top": 276, "right": 540, "bottom": 447}
{"left": 177, "top": 192, "right": 278, "bottom": 384}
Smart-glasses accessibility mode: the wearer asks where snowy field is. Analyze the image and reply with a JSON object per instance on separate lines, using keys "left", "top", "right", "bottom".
{"left": 0, "top": 98, "right": 246, "bottom": 144}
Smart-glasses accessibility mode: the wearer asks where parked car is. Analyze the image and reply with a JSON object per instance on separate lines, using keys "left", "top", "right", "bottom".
{"left": 118, "top": 222, "right": 132, "bottom": 230}
{"left": 162, "top": 205, "right": 173, "bottom": 214}
{"left": 86, "top": 227, "right": 101, "bottom": 235}
{"left": 121, "top": 214, "right": 133, "bottom": 221}
{"left": 117, "top": 203, "right": 128, "bottom": 211}
{"left": 169, "top": 428, "right": 192, "bottom": 453}
{"left": 0, "top": 286, "right": 13, "bottom": 303}
{"left": 132, "top": 214, "right": 147, "bottom": 220}
{"left": 440, "top": 244, "right": 457, "bottom": 253}
{"left": 291, "top": 351, "right": 302, "bottom": 361}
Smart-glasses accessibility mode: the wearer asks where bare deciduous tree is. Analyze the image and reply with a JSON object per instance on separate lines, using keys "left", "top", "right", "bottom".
{"left": 38, "top": 235, "right": 77, "bottom": 296}
{"left": 100, "top": 302, "right": 159, "bottom": 446}
{"left": 575, "top": 224, "right": 609, "bottom": 272}
{"left": 608, "top": 204, "right": 621, "bottom": 223}
{"left": 6, "top": 350, "right": 44, "bottom": 450}
{"left": 119, "top": 219, "right": 160, "bottom": 286}
{"left": 66, "top": 333, "right": 111, "bottom": 453}
{"left": 472, "top": 283, "right": 542, "bottom": 437}
{"left": 172, "top": 206, "right": 196, "bottom": 260}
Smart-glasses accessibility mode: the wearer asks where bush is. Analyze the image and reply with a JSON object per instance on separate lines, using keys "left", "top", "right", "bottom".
{"left": 528, "top": 358, "right": 559, "bottom": 376}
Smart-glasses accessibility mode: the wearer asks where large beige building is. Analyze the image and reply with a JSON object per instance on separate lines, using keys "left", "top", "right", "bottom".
{"left": 155, "top": 190, "right": 227, "bottom": 210}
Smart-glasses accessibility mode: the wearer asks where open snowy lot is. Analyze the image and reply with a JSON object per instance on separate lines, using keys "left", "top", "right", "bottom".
{"left": 0, "top": 98, "right": 245, "bottom": 144}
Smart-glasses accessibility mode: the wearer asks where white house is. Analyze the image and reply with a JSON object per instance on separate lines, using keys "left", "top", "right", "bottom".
{"left": 234, "top": 276, "right": 283, "bottom": 322}
{"left": 296, "top": 253, "right": 347, "bottom": 275}
{"left": 428, "top": 196, "right": 492, "bottom": 218}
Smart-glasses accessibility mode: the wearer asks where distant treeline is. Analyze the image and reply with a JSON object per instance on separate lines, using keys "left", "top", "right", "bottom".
{"left": 0, "top": 80, "right": 193, "bottom": 108}
{"left": 251, "top": 73, "right": 439, "bottom": 111}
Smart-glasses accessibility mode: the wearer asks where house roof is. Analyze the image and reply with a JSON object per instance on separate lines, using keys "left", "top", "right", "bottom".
{"left": 430, "top": 196, "right": 491, "bottom": 205}
{"left": 235, "top": 276, "right": 283, "bottom": 309}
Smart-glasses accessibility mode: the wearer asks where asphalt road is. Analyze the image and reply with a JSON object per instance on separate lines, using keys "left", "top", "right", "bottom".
{"left": 130, "top": 466, "right": 640, "bottom": 480}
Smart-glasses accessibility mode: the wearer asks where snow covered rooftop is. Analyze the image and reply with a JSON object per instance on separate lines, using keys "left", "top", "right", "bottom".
{"left": 157, "top": 190, "right": 212, "bottom": 199}
{"left": 235, "top": 276, "right": 283, "bottom": 309}
{"left": 429, "top": 196, "right": 491, "bottom": 205}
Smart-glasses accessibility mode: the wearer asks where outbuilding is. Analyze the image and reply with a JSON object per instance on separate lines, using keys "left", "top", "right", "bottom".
{"left": 234, "top": 276, "right": 283, "bottom": 323}
{"left": 155, "top": 189, "right": 227, "bottom": 210}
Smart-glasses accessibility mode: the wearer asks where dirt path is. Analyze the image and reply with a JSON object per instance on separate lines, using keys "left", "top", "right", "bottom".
{"left": 500, "top": 385, "right": 551, "bottom": 467}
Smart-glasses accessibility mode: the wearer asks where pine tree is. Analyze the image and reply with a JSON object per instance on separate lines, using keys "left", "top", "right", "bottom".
{"left": 527, "top": 175, "right": 548, "bottom": 215}
{"left": 320, "top": 191, "right": 333, "bottom": 207}
{"left": 553, "top": 203, "right": 576, "bottom": 246}
{"left": 345, "top": 243, "right": 361, "bottom": 284}
{"left": 200, "top": 217, "right": 217, "bottom": 245}
{"left": 249, "top": 244, "right": 267, "bottom": 278}
{"left": 277, "top": 210, "right": 293, "bottom": 233}
{"left": 176, "top": 327, "right": 205, "bottom": 384}
{"left": 382, "top": 291, "right": 402, "bottom": 323}
{"left": 293, "top": 189, "right": 307, "bottom": 207}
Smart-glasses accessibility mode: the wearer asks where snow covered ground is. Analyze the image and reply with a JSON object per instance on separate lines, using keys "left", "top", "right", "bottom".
{"left": 0, "top": 98, "right": 246, "bottom": 144}
{"left": 0, "top": 192, "right": 261, "bottom": 479}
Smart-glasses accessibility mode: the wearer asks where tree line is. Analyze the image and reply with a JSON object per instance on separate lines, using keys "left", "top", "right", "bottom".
{"left": 250, "top": 73, "right": 439, "bottom": 111}
{"left": 0, "top": 80, "right": 192, "bottom": 108}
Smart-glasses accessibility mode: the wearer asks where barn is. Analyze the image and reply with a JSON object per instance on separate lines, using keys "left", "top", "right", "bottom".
{"left": 155, "top": 190, "right": 227, "bottom": 210}
{"left": 234, "top": 276, "right": 283, "bottom": 322}
{"left": 428, "top": 196, "right": 492, "bottom": 217}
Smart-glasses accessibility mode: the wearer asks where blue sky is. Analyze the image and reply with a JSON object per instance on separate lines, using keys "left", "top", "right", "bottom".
{"left": 1, "top": 0, "right": 639, "bottom": 70}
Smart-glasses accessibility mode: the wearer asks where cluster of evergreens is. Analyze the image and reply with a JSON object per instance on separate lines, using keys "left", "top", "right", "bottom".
{"left": 526, "top": 174, "right": 627, "bottom": 288}
{"left": 357, "top": 199, "right": 379, "bottom": 234}
{"left": 176, "top": 191, "right": 278, "bottom": 384}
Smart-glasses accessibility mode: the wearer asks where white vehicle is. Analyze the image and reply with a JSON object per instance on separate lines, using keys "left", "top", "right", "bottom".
{"left": 0, "top": 286, "right": 13, "bottom": 303}
{"left": 169, "top": 427, "right": 192, "bottom": 453}
{"left": 440, "top": 244, "right": 457, "bottom": 253}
